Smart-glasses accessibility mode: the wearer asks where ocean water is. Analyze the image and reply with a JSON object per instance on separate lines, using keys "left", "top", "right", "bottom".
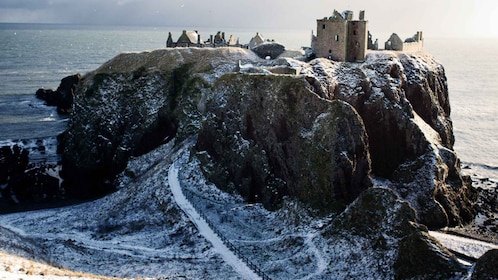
{"left": 0, "top": 23, "right": 496, "bottom": 179}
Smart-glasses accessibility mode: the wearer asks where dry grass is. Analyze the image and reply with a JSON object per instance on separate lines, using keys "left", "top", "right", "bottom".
{"left": 0, "top": 250, "right": 128, "bottom": 279}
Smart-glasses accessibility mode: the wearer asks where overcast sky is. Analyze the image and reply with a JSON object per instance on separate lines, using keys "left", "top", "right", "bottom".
{"left": 0, "top": 0, "right": 497, "bottom": 38}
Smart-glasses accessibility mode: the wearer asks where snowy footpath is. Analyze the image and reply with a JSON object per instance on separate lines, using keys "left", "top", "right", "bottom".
{"left": 429, "top": 231, "right": 498, "bottom": 261}
{"left": 168, "top": 163, "right": 261, "bottom": 280}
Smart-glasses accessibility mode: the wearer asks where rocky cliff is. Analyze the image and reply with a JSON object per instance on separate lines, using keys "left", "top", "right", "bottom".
{"left": 59, "top": 47, "right": 475, "bottom": 229}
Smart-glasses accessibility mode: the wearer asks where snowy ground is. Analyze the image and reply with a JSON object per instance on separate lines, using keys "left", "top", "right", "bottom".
{"left": 0, "top": 139, "right": 497, "bottom": 279}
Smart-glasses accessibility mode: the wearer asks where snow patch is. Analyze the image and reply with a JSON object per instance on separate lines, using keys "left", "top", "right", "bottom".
{"left": 430, "top": 231, "right": 498, "bottom": 260}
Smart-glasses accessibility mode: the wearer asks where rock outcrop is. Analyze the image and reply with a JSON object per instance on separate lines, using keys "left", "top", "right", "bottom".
{"left": 472, "top": 249, "right": 498, "bottom": 279}
{"left": 59, "top": 48, "right": 475, "bottom": 228}
{"left": 321, "top": 187, "right": 465, "bottom": 279}
{"left": 36, "top": 74, "right": 81, "bottom": 114}
{"left": 300, "top": 52, "right": 475, "bottom": 228}
{"left": 59, "top": 48, "right": 257, "bottom": 198}
{"left": 0, "top": 145, "right": 60, "bottom": 209}
{"left": 196, "top": 73, "right": 371, "bottom": 211}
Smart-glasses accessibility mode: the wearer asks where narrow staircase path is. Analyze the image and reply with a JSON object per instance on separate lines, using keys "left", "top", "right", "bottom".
{"left": 168, "top": 162, "right": 261, "bottom": 280}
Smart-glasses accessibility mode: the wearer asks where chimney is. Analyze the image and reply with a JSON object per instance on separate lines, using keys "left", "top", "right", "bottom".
{"left": 359, "top": 10, "right": 365, "bottom": 20}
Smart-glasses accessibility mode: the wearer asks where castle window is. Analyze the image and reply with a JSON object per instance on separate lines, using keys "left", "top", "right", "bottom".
{"left": 353, "top": 30, "right": 357, "bottom": 35}
{"left": 322, "top": 24, "right": 326, "bottom": 29}
{"left": 335, "top": 35, "right": 339, "bottom": 41}
{"left": 329, "top": 49, "right": 332, "bottom": 53}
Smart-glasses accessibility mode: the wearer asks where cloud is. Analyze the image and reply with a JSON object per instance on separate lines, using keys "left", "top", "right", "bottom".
{"left": 0, "top": 0, "right": 495, "bottom": 38}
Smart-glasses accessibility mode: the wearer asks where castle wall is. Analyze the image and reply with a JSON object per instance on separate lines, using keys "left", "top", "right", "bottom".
{"left": 401, "top": 41, "right": 424, "bottom": 52}
{"left": 347, "top": 20, "right": 368, "bottom": 61}
{"left": 315, "top": 19, "right": 348, "bottom": 61}
{"left": 385, "top": 32, "right": 423, "bottom": 52}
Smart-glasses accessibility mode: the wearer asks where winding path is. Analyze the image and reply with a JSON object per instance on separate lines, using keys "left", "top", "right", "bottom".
{"left": 168, "top": 162, "right": 261, "bottom": 280}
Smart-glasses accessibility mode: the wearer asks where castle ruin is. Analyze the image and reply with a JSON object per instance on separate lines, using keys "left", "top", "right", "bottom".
{"left": 384, "top": 32, "right": 424, "bottom": 52}
{"left": 311, "top": 9, "right": 423, "bottom": 62}
{"left": 166, "top": 30, "right": 241, "bottom": 48}
{"left": 311, "top": 10, "right": 368, "bottom": 62}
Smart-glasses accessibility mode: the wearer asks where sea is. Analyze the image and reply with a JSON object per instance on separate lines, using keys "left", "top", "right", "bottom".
{"left": 0, "top": 23, "right": 497, "bottom": 180}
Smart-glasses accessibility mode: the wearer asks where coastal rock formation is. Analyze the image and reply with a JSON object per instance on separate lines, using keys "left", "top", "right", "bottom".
{"left": 36, "top": 74, "right": 81, "bottom": 114}
{"left": 59, "top": 48, "right": 475, "bottom": 228}
{"left": 0, "top": 145, "right": 60, "bottom": 208}
{"left": 59, "top": 48, "right": 258, "bottom": 198}
{"left": 196, "top": 73, "right": 371, "bottom": 211}
{"left": 299, "top": 52, "right": 475, "bottom": 228}
{"left": 321, "top": 187, "right": 465, "bottom": 279}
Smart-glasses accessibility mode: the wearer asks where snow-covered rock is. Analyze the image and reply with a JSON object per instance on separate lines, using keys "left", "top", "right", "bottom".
{"left": 59, "top": 48, "right": 474, "bottom": 227}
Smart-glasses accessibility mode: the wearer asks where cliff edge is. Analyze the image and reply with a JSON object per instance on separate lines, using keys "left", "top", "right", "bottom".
{"left": 59, "top": 47, "right": 476, "bottom": 229}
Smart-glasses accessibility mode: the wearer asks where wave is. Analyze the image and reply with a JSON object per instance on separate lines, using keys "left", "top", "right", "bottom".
{"left": 462, "top": 162, "right": 498, "bottom": 171}
{"left": 461, "top": 161, "right": 498, "bottom": 182}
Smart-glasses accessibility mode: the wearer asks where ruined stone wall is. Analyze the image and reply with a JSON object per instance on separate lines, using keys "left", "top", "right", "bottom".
{"left": 315, "top": 19, "right": 348, "bottom": 61}
{"left": 401, "top": 41, "right": 424, "bottom": 52}
{"left": 347, "top": 20, "right": 368, "bottom": 61}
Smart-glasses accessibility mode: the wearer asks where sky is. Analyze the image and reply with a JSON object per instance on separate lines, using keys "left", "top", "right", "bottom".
{"left": 0, "top": 0, "right": 497, "bottom": 38}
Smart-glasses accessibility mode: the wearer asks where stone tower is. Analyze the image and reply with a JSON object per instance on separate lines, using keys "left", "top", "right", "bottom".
{"left": 312, "top": 10, "right": 368, "bottom": 62}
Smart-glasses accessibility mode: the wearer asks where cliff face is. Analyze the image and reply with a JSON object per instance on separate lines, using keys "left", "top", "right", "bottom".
{"left": 60, "top": 48, "right": 475, "bottom": 228}
{"left": 298, "top": 52, "right": 475, "bottom": 227}
{"left": 196, "top": 73, "right": 371, "bottom": 212}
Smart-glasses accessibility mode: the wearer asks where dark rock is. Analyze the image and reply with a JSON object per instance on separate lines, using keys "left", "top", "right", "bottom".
{"left": 0, "top": 145, "right": 61, "bottom": 208}
{"left": 321, "top": 187, "right": 465, "bottom": 279}
{"left": 252, "top": 42, "right": 285, "bottom": 59}
{"left": 401, "top": 54, "right": 454, "bottom": 148}
{"left": 307, "top": 53, "right": 476, "bottom": 227}
{"left": 472, "top": 249, "right": 498, "bottom": 279}
{"left": 35, "top": 89, "right": 60, "bottom": 106}
{"left": 395, "top": 230, "right": 466, "bottom": 279}
{"left": 36, "top": 74, "right": 81, "bottom": 114}
{"left": 0, "top": 145, "right": 29, "bottom": 185}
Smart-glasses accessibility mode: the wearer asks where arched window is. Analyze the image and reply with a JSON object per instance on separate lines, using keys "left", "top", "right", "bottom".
{"left": 335, "top": 35, "right": 339, "bottom": 41}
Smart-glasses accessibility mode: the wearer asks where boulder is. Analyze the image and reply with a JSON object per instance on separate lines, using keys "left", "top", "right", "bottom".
{"left": 472, "top": 249, "right": 498, "bottom": 280}
{"left": 321, "top": 187, "right": 466, "bottom": 279}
